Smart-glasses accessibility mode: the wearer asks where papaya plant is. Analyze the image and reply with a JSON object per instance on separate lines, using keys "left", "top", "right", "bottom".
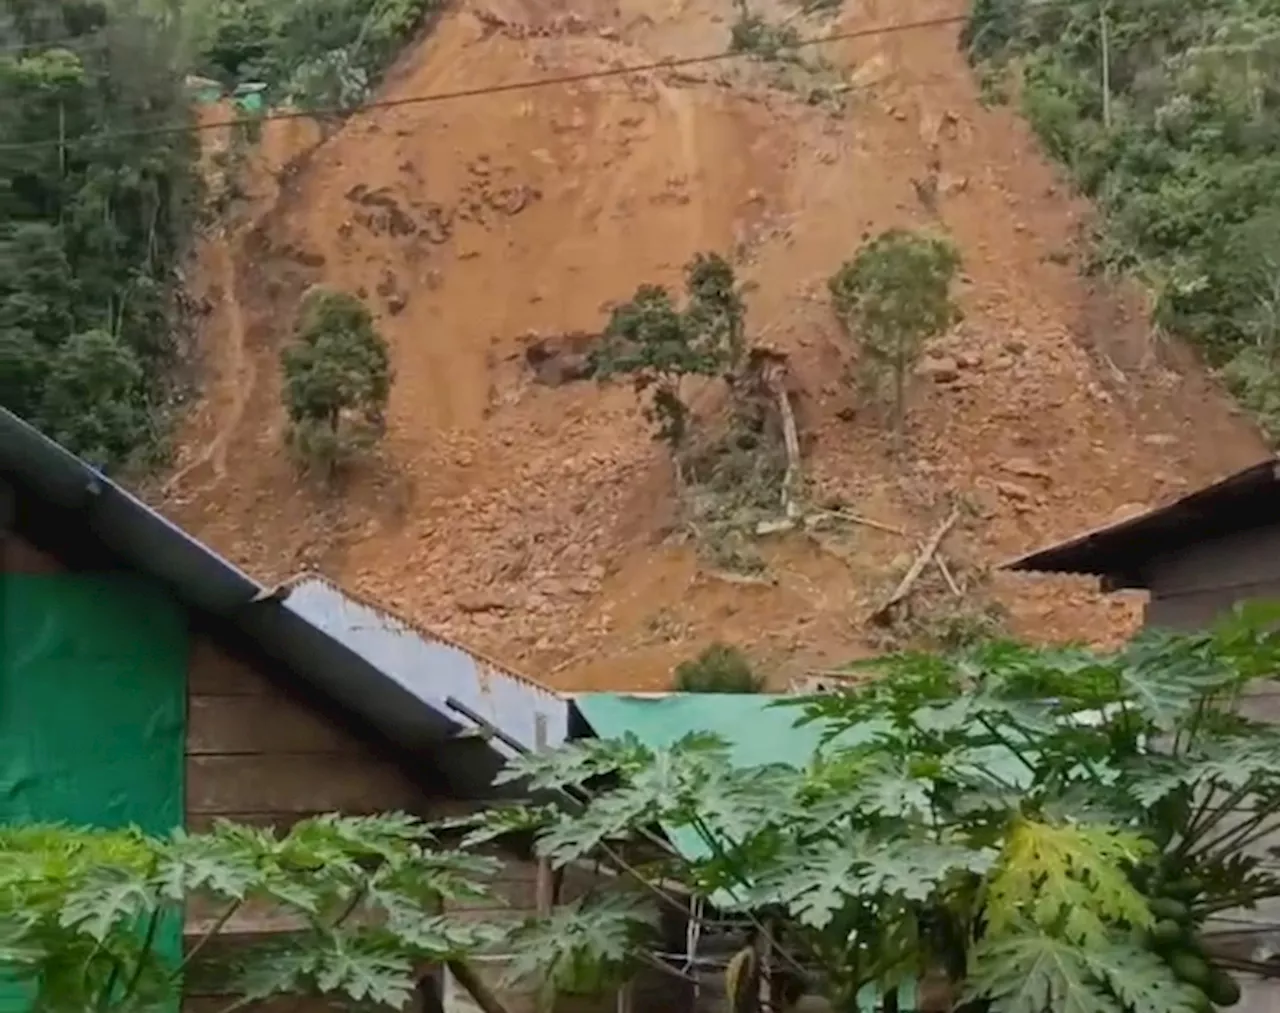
{"left": 0, "top": 814, "right": 502, "bottom": 1011}
{"left": 465, "top": 602, "right": 1280, "bottom": 1013}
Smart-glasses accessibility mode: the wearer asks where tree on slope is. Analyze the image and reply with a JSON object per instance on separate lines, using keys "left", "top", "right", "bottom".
{"left": 281, "top": 288, "right": 392, "bottom": 477}
{"left": 592, "top": 252, "right": 745, "bottom": 480}
{"left": 829, "top": 229, "right": 961, "bottom": 440}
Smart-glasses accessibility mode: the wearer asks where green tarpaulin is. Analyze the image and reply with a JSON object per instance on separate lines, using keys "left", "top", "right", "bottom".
{"left": 571, "top": 693, "right": 886, "bottom": 871}
{"left": 0, "top": 573, "right": 187, "bottom": 1010}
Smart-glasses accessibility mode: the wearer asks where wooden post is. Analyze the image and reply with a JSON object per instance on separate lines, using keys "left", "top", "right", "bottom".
{"left": 533, "top": 713, "right": 556, "bottom": 1013}
{"left": 616, "top": 980, "right": 634, "bottom": 1013}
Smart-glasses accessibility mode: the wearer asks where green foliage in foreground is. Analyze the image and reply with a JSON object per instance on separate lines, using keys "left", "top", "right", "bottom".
{"left": 0, "top": 814, "right": 499, "bottom": 1011}
{"left": 468, "top": 602, "right": 1280, "bottom": 1013}
{"left": 963, "top": 0, "right": 1280, "bottom": 440}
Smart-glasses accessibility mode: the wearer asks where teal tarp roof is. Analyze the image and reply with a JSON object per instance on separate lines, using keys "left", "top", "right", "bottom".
{"left": 572, "top": 692, "right": 878, "bottom": 769}
{"left": 571, "top": 692, "right": 1032, "bottom": 872}
{"left": 571, "top": 693, "right": 888, "bottom": 888}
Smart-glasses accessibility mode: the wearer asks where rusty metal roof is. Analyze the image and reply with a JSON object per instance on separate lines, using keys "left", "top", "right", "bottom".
{"left": 1005, "top": 457, "right": 1280, "bottom": 588}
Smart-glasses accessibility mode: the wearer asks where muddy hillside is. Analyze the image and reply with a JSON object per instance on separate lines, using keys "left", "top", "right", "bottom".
{"left": 156, "top": 0, "right": 1267, "bottom": 690}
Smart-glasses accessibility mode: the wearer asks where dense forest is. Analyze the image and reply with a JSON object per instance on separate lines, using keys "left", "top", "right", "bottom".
{"left": 964, "top": 0, "right": 1280, "bottom": 439}
{"left": 0, "top": 0, "right": 434, "bottom": 469}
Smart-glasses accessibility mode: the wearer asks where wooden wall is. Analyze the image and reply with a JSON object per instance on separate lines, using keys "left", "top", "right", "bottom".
{"left": 1143, "top": 524, "right": 1280, "bottom": 631}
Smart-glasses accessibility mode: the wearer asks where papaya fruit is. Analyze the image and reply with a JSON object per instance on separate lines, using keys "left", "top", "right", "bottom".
{"left": 1151, "top": 919, "right": 1185, "bottom": 947}
{"left": 1171, "top": 953, "right": 1212, "bottom": 988}
{"left": 1188, "top": 987, "right": 1215, "bottom": 1013}
{"left": 1168, "top": 876, "right": 1205, "bottom": 901}
{"left": 1150, "top": 897, "right": 1192, "bottom": 923}
{"left": 1205, "top": 968, "right": 1242, "bottom": 1008}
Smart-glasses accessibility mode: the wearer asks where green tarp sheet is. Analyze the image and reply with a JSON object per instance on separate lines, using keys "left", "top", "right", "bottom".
{"left": 571, "top": 692, "right": 1031, "bottom": 900}
{"left": 571, "top": 693, "right": 886, "bottom": 869}
{"left": 0, "top": 573, "right": 187, "bottom": 1010}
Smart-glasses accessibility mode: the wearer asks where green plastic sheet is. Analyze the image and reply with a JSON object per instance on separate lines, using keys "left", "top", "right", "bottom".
{"left": 0, "top": 573, "right": 187, "bottom": 1010}
{"left": 571, "top": 693, "right": 886, "bottom": 866}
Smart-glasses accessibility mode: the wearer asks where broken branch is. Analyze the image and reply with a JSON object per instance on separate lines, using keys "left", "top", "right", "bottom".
{"left": 934, "top": 553, "right": 962, "bottom": 597}
{"left": 869, "top": 506, "right": 961, "bottom": 624}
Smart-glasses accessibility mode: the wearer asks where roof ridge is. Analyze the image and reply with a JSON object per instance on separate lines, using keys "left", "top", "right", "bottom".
{"left": 282, "top": 571, "right": 561, "bottom": 698}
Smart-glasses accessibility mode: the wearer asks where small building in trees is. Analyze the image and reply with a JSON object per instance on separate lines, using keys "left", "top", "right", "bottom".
{"left": 0, "top": 406, "right": 582, "bottom": 1013}
{"left": 1006, "top": 457, "right": 1280, "bottom": 1009}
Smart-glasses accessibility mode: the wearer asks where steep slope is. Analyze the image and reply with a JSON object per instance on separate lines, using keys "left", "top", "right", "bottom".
{"left": 157, "top": 0, "right": 1267, "bottom": 690}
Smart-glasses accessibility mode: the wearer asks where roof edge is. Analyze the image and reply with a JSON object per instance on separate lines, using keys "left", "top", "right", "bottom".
{"left": 1003, "top": 457, "right": 1280, "bottom": 577}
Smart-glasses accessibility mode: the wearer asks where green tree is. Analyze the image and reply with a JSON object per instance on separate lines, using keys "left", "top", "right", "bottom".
{"left": 0, "top": 814, "right": 499, "bottom": 1012}
{"left": 0, "top": 2, "right": 198, "bottom": 467}
{"left": 466, "top": 603, "right": 1280, "bottom": 1013}
{"left": 593, "top": 252, "right": 745, "bottom": 477}
{"left": 828, "top": 229, "right": 961, "bottom": 439}
{"left": 281, "top": 288, "right": 392, "bottom": 475}
{"left": 962, "top": 0, "right": 1280, "bottom": 442}
{"left": 40, "top": 329, "right": 149, "bottom": 468}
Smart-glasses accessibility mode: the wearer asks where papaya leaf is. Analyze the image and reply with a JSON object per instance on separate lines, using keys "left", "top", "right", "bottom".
{"left": 58, "top": 868, "right": 155, "bottom": 943}
{"left": 985, "top": 821, "right": 1152, "bottom": 946}
{"left": 1082, "top": 939, "right": 1204, "bottom": 1013}
{"left": 966, "top": 933, "right": 1118, "bottom": 1013}
{"left": 1118, "top": 629, "right": 1238, "bottom": 729}
{"left": 494, "top": 733, "right": 656, "bottom": 790}
{"left": 502, "top": 894, "right": 658, "bottom": 990}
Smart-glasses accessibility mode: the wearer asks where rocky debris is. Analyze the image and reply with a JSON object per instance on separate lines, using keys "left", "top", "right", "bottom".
{"left": 1001, "top": 457, "right": 1051, "bottom": 481}
{"left": 522, "top": 331, "right": 601, "bottom": 386}
{"left": 917, "top": 356, "right": 960, "bottom": 383}
{"left": 995, "top": 480, "right": 1034, "bottom": 502}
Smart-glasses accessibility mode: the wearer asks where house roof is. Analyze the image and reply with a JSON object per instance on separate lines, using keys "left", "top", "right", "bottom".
{"left": 1005, "top": 457, "right": 1280, "bottom": 588}
{"left": 0, "top": 407, "right": 571, "bottom": 797}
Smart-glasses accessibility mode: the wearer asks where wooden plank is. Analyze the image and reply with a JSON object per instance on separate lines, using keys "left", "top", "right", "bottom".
{"left": 186, "top": 754, "right": 425, "bottom": 815}
{"left": 188, "top": 695, "right": 357, "bottom": 755}
{"left": 1147, "top": 524, "right": 1280, "bottom": 598}
{"left": 188, "top": 636, "right": 271, "bottom": 696}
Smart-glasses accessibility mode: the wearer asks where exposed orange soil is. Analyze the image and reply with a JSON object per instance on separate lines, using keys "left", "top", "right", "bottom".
{"left": 155, "top": 0, "right": 1268, "bottom": 691}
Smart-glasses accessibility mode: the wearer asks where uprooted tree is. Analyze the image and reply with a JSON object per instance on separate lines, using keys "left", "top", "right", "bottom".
{"left": 464, "top": 602, "right": 1280, "bottom": 1013}
{"left": 281, "top": 288, "right": 392, "bottom": 478}
{"left": 829, "top": 229, "right": 961, "bottom": 440}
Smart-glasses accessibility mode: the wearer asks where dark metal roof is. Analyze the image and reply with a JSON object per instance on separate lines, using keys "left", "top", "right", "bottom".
{"left": 1005, "top": 457, "right": 1280, "bottom": 588}
{"left": 0, "top": 407, "right": 570, "bottom": 797}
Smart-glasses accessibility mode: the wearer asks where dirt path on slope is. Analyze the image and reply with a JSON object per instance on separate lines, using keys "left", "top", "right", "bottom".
{"left": 157, "top": 0, "right": 1267, "bottom": 691}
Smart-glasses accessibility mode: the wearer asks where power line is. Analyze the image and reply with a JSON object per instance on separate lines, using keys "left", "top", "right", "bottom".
{"left": 0, "top": 11, "right": 971, "bottom": 153}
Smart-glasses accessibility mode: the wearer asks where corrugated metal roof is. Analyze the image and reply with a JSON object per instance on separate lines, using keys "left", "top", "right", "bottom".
{"left": 0, "top": 407, "right": 569, "bottom": 797}
{"left": 1004, "top": 457, "right": 1280, "bottom": 588}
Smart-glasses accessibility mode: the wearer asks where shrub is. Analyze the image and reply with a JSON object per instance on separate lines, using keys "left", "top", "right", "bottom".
{"left": 672, "top": 642, "right": 765, "bottom": 693}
